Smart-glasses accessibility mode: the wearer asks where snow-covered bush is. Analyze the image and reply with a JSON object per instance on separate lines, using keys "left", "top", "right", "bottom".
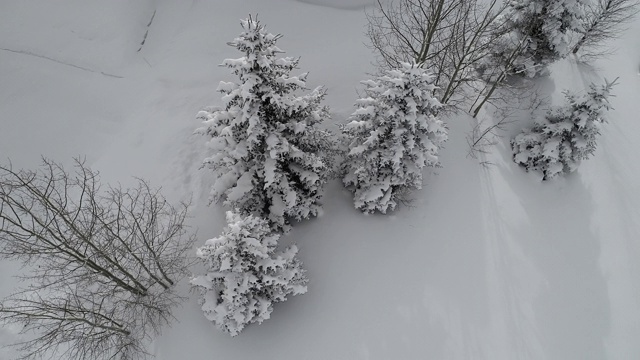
{"left": 191, "top": 210, "right": 308, "bottom": 336}
{"left": 197, "top": 16, "right": 335, "bottom": 231}
{"left": 512, "top": 79, "right": 616, "bottom": 179}
{"left": 490, "top": 0, "right": 587, "bottom": 77}
{"left": 341, "top": 63, "right": 448, "bottom": 213}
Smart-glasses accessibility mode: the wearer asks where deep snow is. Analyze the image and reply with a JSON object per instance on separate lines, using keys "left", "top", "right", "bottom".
{"left": 1, "top": 0, "right": 639, "bottom": 359}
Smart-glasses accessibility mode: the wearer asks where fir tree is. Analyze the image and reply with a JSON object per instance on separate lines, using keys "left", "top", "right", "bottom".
{"left": 341, "top": 63, "right": 448, "bottom": 213}
{"left": 512, "top": 79, "right": 616, "bottom": 179}
{"left": 492, "top": 0, "right": 587, "bottom": 77}
{"left": 197, "top": 16, "right": 334, "bottom": 231}
{"left": 190, "top": 211, "right": 308, "bottom": 336}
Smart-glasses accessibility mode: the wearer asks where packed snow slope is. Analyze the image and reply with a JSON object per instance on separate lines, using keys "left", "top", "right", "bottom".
{"left": 1, "top": 0, "right": 639, "bottom": 359}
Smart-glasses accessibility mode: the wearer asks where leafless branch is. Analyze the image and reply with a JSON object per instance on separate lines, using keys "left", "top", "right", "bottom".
{"left": 572, "top": 0, "right": 639, "bottom": 59}
{"left": 467, "top": 84, "right": 548, "bottom": 162}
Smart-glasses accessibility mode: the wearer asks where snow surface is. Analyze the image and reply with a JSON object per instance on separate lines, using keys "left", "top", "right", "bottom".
{"left": 1, "top": 0, "right": 639, "bottom": 359}
{"left": 295, "top": 0, "right": 375, "bottom": 10}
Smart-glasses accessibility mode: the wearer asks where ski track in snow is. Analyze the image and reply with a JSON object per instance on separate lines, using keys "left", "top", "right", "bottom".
{"left": 0, "top": 47, "right": 123, "bottom": 78}
{"left": 137, "top": 9, "right": 157, "bottom": 52}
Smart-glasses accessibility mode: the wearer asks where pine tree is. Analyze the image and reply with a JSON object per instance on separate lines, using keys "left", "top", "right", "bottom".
{"left": 190, "top": 211, "right": 308, "bottom": 336}
{"left": 341, "top": 63, "right": 448, "bottom": 213}
{"left": 197, "top": 16, "right": 334, "bottom": 231}
{"left": 512, "top": 79, "right": 616, "bottom": 179}
{"left": 493, "top": 0, "right": 587, "bottom": 77}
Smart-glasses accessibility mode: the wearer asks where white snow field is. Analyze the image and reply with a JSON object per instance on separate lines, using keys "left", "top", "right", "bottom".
{"left": 1, "top": 0, "right": 639, "bottom": 359}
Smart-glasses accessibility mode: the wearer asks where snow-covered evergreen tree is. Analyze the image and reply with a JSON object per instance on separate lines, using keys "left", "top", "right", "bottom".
{"left": 190, "top": 210, "right": 308, "bottom": 337}
{"left": 197, "top": 16, "right": 334, "bottom": 231}
{"left": 490, "top": 0, "right": 587, "bottom": 77}
{"left": 341, "top": 63, "right": 448, "bottom": 213}
{"left": 512, "top": 79, "right": 616, "bottom": 179}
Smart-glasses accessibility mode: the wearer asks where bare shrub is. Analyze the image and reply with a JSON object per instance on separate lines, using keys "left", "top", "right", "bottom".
{"left": 467, "top": 83, "right": 548, "bottom": 164}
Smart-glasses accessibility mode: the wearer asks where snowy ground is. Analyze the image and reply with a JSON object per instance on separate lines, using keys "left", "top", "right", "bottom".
{"left": 1, "top": 0, "right": 639, "bottom": 359}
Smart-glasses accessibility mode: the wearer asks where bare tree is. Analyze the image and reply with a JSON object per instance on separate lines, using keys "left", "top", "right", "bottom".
{"left": 366, "top": 0, "right": 509, "bottom": 111}
{"left": 1, "top": 288, "right": 145, "bottom": 360}
{"left": 571, "top": 0, "right": 639, "bottom": 58}
{"left": 0, "top": 158, "right": 195, "bottom": 360}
